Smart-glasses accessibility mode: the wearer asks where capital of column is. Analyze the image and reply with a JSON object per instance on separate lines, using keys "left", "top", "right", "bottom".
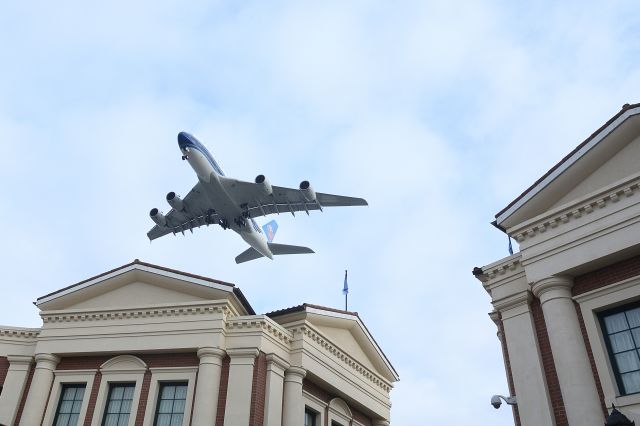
{"left": 34, "top": 353, "right": 60, "bottom": 371}
{"left": 531, "top": 275, "right": 573, "bottom": 305}
{"left": 227, "top": 348, "right": 259, "bottom": 366}
{"left": 266, "top": 354, "right": 290, "bottom": 376}
{"left": 284, "top": 366, "right": 306, "bottom": 384}
{"left": 6, "top": 355, "right": 33, "bottom": 366}
{"left": 197, "top": 347, "right": 225, "bottom": 365}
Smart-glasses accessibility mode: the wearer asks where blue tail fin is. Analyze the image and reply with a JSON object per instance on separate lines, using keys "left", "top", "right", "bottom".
{"left": 262, "top": 220, "right": 278, "bottom": 243}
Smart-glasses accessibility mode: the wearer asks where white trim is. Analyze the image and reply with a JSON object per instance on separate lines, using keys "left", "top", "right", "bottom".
{"left": 42, "top": 370, "right": 96, "bottom": 426}
{"left": 496, "top": 107, "right": 640, "bottom": 225}
{"left": 90, "top": 371, "right": 145, "bottom": 426}
{"left": 575, "top": 275, "right": 640, "bottom": 409}
{"left": 305, "top": 308, "right": 398, "bottom": 381}
{"left": 303, "top": 391, "right": 326, "bottom": 426}
{"left": 142, "top": 367, "right": 197, "bottom": 426}
{"left": 36, "top": 264, "right": 234, "bottom": 306}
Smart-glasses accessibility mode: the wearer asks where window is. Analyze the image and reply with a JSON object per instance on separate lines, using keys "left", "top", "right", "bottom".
{"left": 153, "top": 382, "right": 188, "bottom": 426}
{"left": 331, "top": 422, "right": 344, "bottom": 426}
{"left": 102, "top": 383, "right": 135, "bottom": 426}
{"left": 601, "top": 304, "right": 640, "bottom": 394}
{"left": 304, "top": 408, "right": 317, "bottom": 426}
{"left": 53, "top": 384, "right": 86, "bottom": 426}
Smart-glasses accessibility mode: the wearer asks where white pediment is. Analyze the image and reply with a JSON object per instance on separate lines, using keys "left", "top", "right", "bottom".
{"left": 36, "top": 262, "right": 249, "bottom": 314}
{"left": 314, "top": 324, "right": 378, "bottom": 372}
{"left": 498, "top": 106, "right": 640, "bottom": 229}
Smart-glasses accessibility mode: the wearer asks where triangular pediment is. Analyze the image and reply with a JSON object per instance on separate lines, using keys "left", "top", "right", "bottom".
{"left": 36, "top": 261, "right": 252, "bottom": 315}
{"left": 497, "top": 104, "right": 640, "bottom": 230}
{"left": 268, "top": 304, "right": 399, "bottom": 382}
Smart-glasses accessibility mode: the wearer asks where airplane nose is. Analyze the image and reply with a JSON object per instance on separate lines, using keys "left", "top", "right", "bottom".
{"left": 177, "top": 132, "right": 191, "bottom": 150}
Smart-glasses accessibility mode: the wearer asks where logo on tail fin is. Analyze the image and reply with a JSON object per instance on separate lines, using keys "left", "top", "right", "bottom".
{"left": 262, "top": 220, "right": 278, "bottom": 243}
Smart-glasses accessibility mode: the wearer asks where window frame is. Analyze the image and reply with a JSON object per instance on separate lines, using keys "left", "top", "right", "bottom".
{"left": 52, "top": 383, "right": 88, "bottom": 426}
{"left": 142, "top": 367, "right": 197, "bottom": 426}
{"left": 304, "top": 407, "right": 318, "bottom": 426}
{"left": 303, "top": 390, "right": 326, "bottom": 426}
{"left": 43, "top": 370, "right": 95, "bottom": 426}
{"left": 91, "top": 372, "right": 144, "bottom": 426}
{"left": 101, "top": 382, "right": 136, "bottom": 426}
{"left": 574, "top": 274, "right": 640, "bottom": 407}
{"left": 153, "top": 381, "right": 188, "bottom": 426}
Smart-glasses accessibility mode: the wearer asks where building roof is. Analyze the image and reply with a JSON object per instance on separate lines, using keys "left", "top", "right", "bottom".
{"left": 495, "top": 103, "right": 640, "bottom": 228}
{"left": 268, "top": 303, "right": 399, "bottom": 381}
{"left": 35, "top": 259, "right": 255, "bottom": 315}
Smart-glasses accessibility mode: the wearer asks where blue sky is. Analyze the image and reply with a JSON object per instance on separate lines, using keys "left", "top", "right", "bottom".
{"left": 1, "top": 1, "right": 640, "bottom": 424}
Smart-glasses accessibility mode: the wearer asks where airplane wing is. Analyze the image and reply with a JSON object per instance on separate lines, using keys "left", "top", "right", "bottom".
{"left": 147, "top": 182, "right": 220, "bottom": 241}
{"left": 219, "top": 177, "right": 367, "bottom": 218}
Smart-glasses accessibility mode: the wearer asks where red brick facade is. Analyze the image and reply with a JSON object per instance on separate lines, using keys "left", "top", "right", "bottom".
{"left": 83, "top": 371, "right": 102, "bottom": 426}
{"left": 248, "top": 352, "right": 267, "bottom": 426}
{"left": 573, "top": 254, "right": 640, "bottom": 296}
{"left": 302, "top": 379, "right": 373, "bottom": 426}
{"left": 0, "top": 356, "right": 9, "bottom": 387}
{"left": 134, "top": 370, "right": 153, "bottom": 426}
{"left": 215, "top": 355, "right": 231, "bottom": 426}
{"left": 530, "top": 298, "right": 568, "bottom": 426}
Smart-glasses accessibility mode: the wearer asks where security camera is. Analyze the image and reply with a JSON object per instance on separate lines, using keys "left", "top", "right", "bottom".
{"left": 491, "top": 394, "right": 517, "bottom": 409}
{"left": 491, "top": 395, "right": 502, "bottom": 409}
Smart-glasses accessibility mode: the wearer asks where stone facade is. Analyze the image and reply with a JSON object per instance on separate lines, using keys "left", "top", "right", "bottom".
{"left": 475, "top": 103, "right": 640, "bottom": 425}
{"left": 0, "top": 260, "right": 398, "bottom": 426}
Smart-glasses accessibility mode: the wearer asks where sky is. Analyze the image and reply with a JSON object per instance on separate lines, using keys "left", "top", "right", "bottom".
{"left": 1, "top": 1, "right": 640, "bottom": 424}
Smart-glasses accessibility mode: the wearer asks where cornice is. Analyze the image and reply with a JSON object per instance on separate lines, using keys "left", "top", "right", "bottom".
{"left": 0, "top": 327, "right": 40, "bottom": 340}
{"left": 482, "top": 256, "right": 522, "bottom": 281}
{"left": 511, "top": 177, "right": 640, "bottom": 243}
{"left": 292, "top": 324, "right": 393, "bottom": 393}
{"left": 226, "top": 316, "right": 294, "bottom": 345}
{"left": 40, "top": 301, "right": 231, "bottom": 324}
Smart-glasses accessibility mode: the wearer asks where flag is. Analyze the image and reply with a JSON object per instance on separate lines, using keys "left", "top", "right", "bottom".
{"left": 342, "top": 270, "right": 349, "bottom": 295}
{"left": 508, "top": 236, "right": 513, "bottom": 255}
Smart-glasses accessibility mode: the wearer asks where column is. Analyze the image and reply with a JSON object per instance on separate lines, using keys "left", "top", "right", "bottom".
{"left": 0, "top": 355, "right": 32, "bottom": 426}
{"left": 493, "top": 293, "right": 555, "bottom": 426}
{"left": 532, "top": 276, "right": 604, "bottom": 426}
{"left": 263, "top": 354, "right": 289, "bottom": 426}
{"left": 282, "top": 366, "right": 306, "bottom": 426}
{"left": 223, "top": 348, "right": 259, "bottom": 426}
{"left": 19, "top": 353, "right": 60, "bottom": 426}
{"left": 191, "top": 347, "right": 225, "bottom": 426}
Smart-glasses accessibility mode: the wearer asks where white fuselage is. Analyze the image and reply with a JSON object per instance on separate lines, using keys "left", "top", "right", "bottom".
{"left": 179, "top": 134, "right": 273, "bottom": 259}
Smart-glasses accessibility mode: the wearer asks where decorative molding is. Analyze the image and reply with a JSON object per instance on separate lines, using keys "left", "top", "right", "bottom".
{"left": 226, "top": 316, "right": 294, "bottom": 345}
{"left": 294, "top": 324, "right": 393, "bottom": 393}
{"left": 483, "top": 257, "right": 522, "bottom": 281}
{"left": 0, "top": 328, "right": 40, "bottom": 339}
{"left": 512, "top": 179, "right": 640, "bottom": 242}
{"left": 40, "top": 303, "right": 230, "bottom": 324}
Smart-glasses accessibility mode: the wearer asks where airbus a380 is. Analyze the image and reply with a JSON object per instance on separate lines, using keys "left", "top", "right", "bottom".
{"left": 147, "top": 132, "right": 368, "bottom": 263}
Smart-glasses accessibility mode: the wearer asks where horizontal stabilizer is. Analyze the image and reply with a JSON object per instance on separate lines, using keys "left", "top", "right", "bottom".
{"left": 235, "top": 243, "right": 315, "bottom": 264}
{"left": 267, "top": 242, "right": 314, "bottom": 255}
{"left": 235, "top": 247, "right": 264, "bottom": 264}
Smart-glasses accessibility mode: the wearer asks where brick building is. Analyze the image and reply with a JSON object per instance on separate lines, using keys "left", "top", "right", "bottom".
{"left": 0, "top": 260, "right": 398, "bottom": 426}
{"left": 474, "top": 103, "right": 640, "bottom": 425}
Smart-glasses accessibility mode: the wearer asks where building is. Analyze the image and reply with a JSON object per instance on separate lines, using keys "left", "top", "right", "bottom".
{"left": 474, "top": 103, "right": 640, "bottom": 425}
{"left": 0, "top": 260, "right": 398, "bottom": 426}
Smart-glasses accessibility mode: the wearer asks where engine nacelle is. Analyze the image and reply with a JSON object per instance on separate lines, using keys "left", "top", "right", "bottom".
{"left": 149, "top": 208, "right": 167, "bottom": 226}
{"left": 166, "top": 192, "right": 184, "bottom": 211}
{"left": 299, "top": 180, "right": 316, "bottom": 201}
{"left": 255, "top": 174, "right": 273, "bottom": 196}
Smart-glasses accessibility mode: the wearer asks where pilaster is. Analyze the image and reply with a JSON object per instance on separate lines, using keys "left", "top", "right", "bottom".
{"left": 263, "top": 354, "right": 289, "bottom": 426}
{"left": 0, "top": 355, "right": 32, "bottom": 426}
{"left": 19, "top": 353, "right": 60, "bottom": 426}
{"left": 223, "top": 348, "right": 259, "bottom": 426}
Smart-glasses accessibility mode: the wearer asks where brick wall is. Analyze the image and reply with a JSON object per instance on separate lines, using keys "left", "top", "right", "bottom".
{"left": 0, "top": 356, "right": 8, "bottom": 387}
{"left": 531, "top": 298, "right": 568, "bottom": 426}
{"left": 574, "top": 254, "right": 640, "bottom": 296}
{"left": 248, "top": 352, "right": 267, "bottom": 426}
{"left": 83, "top": 371, "right": 102, "bottom": 426}
{"left": 495, "top": 313, "right": 521, "bottom": 426}
{"left": 302, "top": 379, "right": 373, "bottom": 426}
{"left": 134, "top": 370, "right": 152, "bottom": 426}
{"left": 215, "top": 355, "right": 231, "bottom": 426}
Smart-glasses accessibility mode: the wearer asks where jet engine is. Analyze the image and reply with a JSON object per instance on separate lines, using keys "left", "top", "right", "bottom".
{"left": 299, "top": 180, "right": 316, "bottom": 201}
{"left": 166, "top": 192, "right": 184, "bottom": 211}
{"left": 149, "top": 208, "right": 167, "bottom": 226}
{"left": 255, "top": 174, "right": 273, "bottom": 196}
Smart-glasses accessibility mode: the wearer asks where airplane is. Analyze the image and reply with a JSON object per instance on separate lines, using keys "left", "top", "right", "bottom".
{"left": 147, "top": 132, "right": 368, "bottom": 263}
